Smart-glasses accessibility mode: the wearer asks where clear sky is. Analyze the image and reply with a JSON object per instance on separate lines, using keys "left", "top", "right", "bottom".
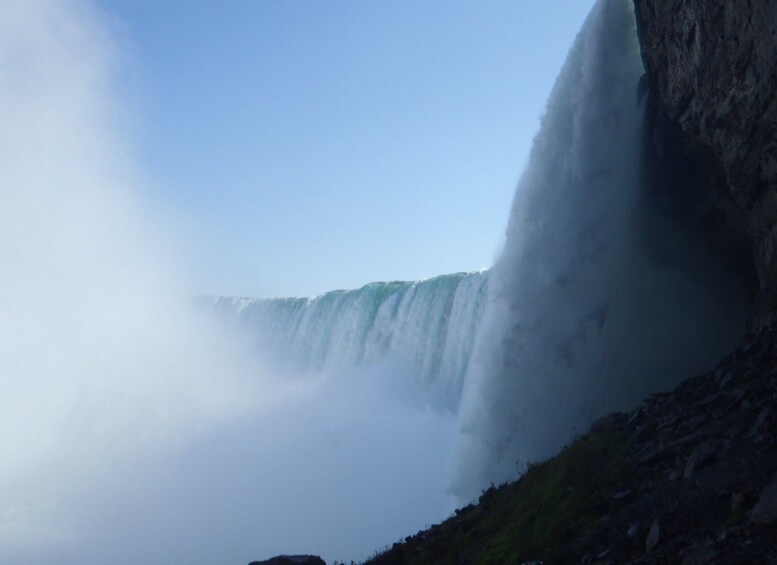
{"left": 98, "top": 0, "right": 595, "bottom": 298}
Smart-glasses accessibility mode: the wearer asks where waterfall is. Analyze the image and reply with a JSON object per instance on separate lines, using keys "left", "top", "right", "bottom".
{"left": 208, "top": 270, "right": 489, "bottom": 411}
{"left": 451, "top": 0, "right": 751, "bottom": 500}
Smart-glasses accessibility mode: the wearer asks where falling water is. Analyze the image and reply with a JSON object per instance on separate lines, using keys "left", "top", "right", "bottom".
{"left": 451, "top": 0, "right": 751, "bottom": 500}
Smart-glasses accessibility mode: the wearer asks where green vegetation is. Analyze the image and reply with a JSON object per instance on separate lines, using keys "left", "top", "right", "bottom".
{"left": 366, "top": 427, "right": 634, "bottom": 565}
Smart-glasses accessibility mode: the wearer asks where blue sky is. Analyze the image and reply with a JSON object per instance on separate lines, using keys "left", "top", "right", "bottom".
{"left": 99, "top": 1, "right": 595, "bottom": 298}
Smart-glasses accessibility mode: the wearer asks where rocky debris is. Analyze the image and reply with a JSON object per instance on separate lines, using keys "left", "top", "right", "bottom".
{"left": 249, "top": 556, "right": 326, "bottom": 565}
{"left": 645, "top": 522, "right": 660, "bottom": 552}
{"left": 364, "top": 329, "right": 777, "bottom": 563}
{"left": 683, "top": 442, "right": 716, "bottom": 479}
{"left": 571, "top": 328, "right": 777, "bottom": 562}
{"left": 634, "top": 0, "right": 777, "bottom": 326}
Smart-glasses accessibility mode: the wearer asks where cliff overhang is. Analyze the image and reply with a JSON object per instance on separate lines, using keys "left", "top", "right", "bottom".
{"left": 633, "top": 0, "right": 777, "bottom": 328}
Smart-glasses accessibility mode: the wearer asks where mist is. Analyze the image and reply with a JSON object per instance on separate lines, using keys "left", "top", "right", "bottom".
{"left": 0, "top": 1, "right": 456, "bottom": 562}
{"left": 0, "top": 0, "right": 258, "bottom": 555}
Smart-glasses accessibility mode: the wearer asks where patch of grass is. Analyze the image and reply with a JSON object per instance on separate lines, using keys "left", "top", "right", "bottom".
{"left": 474, "top": 429, "right": 634, "bottom": 564}
{"left": 366, "top": 426, "right": 634, "bottom": 565}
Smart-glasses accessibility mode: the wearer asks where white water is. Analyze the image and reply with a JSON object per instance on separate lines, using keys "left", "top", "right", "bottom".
{"left": 451, "top": 0, "right": 751, "bottom": 500}
{"left": 209, "top": 271, "right": 488, "bottom": 412}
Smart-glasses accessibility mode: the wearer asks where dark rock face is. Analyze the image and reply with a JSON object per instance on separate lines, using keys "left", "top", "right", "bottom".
{"left": 633, "top": 0, "right": 777, "bottom": 326}
{"left": 248, "top": 556, "right": 326, "bottom": 565}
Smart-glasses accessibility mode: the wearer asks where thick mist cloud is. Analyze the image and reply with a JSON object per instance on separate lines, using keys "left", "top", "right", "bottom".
{"left": 0, "top": 0, "right": 261, "bottom": 551}
{"left": 0, "top": 1, "right": 456, "bottom": 562}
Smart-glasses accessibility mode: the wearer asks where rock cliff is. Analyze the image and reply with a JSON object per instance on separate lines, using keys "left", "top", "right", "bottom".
{"left": 633, "top": 0, "right": 777, "bottom": 327}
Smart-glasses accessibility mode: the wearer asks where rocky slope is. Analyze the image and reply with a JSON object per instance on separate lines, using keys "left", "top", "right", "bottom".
{"left": 569, "top": 329, "right": 777, "bottom": 563}
{"left": 364, "top": 330, "right": 777, "bottom": 564}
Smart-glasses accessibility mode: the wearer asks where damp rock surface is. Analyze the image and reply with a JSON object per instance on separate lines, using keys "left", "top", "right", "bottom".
{"left": 634, "top": 0, "right": 777, "bottom": 325}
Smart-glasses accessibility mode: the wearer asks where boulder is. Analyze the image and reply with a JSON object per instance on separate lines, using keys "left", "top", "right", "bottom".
{"left": 249, "top": 556, "right": 326, "bottom": 565}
